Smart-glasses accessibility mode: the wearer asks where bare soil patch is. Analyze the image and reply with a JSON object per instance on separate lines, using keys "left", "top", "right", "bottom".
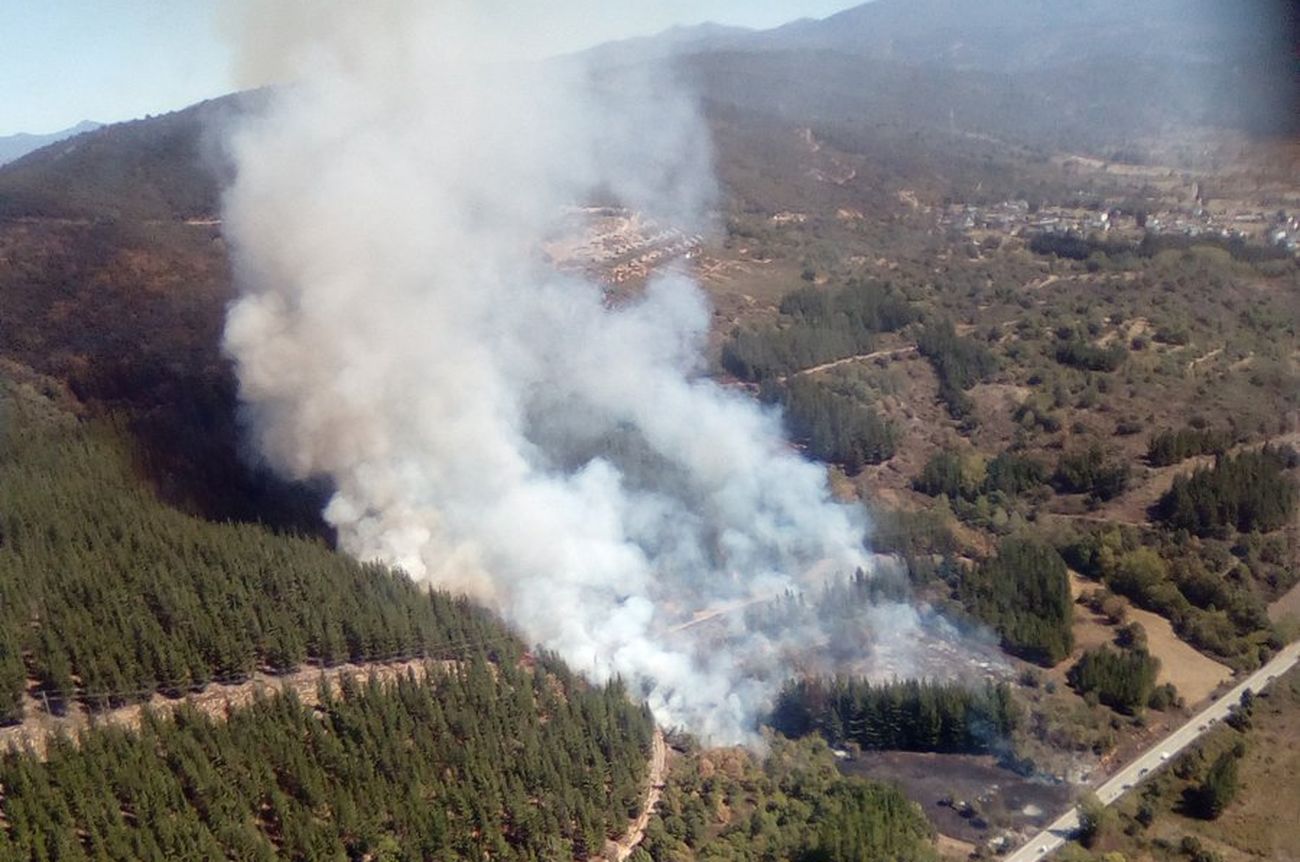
{"left": 840, "top": 751, "right": 1073, "bottom": 847}
{"left": 935, "top": 833, "right": 977, "bottom": 860}
{"left": 968, "top": 382, "right": 1032, "bottom": 449}
{"left": 603, "top": 728, "right": 667, "bottom": 862}
{"left": 1270, "top": 579, "right": 1300, "bottom": 624}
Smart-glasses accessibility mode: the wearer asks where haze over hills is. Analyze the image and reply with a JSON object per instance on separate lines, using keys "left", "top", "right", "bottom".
{"left": 731, "top": 0, "right": 1287, "bottom": 69}
{"left": 3, "top": 0, "right": 1293, "bottom": 224}
{"left": 616, "top": 0, "right": 1296, "bottom": 77}
{"left": 657, "top": 0, "right": 1300, "bottom": 148}
{"left": 0, "top": 120, "right": 101, "bottom": 167}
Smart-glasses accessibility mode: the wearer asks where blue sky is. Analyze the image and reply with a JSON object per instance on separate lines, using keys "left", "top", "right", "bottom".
{"left": 0, "top": 1, "right": 863, "bottom": 136}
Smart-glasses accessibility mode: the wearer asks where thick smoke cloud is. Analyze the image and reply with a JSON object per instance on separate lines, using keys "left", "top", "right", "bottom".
{"left": 221, "top": 2, "right": 930, "bottom": 742}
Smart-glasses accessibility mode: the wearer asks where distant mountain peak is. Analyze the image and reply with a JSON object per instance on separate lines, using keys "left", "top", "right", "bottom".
{"left": 0, "top": 120, "right": 102, "bottom": 166}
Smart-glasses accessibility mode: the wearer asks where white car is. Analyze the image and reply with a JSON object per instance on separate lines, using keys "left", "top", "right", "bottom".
{"left": 1160, "top": 752, "right": 1170, "bottom": 760}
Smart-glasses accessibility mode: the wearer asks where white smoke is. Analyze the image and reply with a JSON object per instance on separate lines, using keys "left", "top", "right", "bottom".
{"left": 221, "top": 2, "right": 932, "bottom": 742}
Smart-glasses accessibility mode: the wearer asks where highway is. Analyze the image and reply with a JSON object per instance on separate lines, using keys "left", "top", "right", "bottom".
{"left": 1003, "top": 641, "right": 1300, "bottom": 862}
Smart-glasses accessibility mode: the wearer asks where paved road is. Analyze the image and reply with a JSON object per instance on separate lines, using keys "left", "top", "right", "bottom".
{"left": 1003, "top": 641, "right": 1300, "bottom": 862}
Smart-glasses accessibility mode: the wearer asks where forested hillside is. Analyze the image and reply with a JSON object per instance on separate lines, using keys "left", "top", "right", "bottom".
{"left": 0, "top": 384, "right": 515, "bottom": 722}
{"left": 0, "top": 378, "right": 661, "bottom": 860}
{"left": 0, "top": 661, "right": 653, "bottom": 861}
{"left": 1156, "top": 445, "right": 1299, "bottom": 538}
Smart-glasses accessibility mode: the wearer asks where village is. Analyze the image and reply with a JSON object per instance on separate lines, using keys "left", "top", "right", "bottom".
{"left": 542, "top": 206, "right": 704, "bottom": 285}
{"left": 937, "top": 197, "right": 1300, "bottom": 254}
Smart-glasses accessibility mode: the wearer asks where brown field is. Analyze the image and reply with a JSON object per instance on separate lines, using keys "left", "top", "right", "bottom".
{"left": 1270, "top": 579, "right": 1300, "bottom": 625}
{"left": 1066, "top": 577, "right": 1120, "bottom": 654}
{"left": 1064, "top": 573, "right": 1233, "bottom": 705}
{"left": 1182, "top": 667, "right": 1300, "bottom": 861}
{"left": 935, "top": 833, "right": 977, "bottom": 860}
{"left": 1128, "top": 605, "right": 1233, "bottom": 705}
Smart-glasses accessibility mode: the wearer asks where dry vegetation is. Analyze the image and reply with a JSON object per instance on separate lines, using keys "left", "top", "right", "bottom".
{"left": 1085, "top": 665, "right": 1300, "bottom": 862}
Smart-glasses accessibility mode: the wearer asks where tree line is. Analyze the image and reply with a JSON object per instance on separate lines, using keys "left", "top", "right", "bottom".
{"left": 767, "top": 676, "right": 1020, "bottom": 755}
{"left": 1029, "top": 229, "right": 1292, "bottom": 265}
{"left": 915, "top": 320, "right": 998, "bottom": 423}
{"left": 1053, "top": 442, "right": 1131, "bottom": 503}
{"left": 1054, "top": 338, "right": 1127, "bottom": 372}
{"left": 1146, "top": 426, "right": 1232, "bottom": 467}
{"left": 914, "top": 449, "right": 1048, "bottom": 501}
{"left": 1155, "top": 445, "right": 1298, "bottom": 537}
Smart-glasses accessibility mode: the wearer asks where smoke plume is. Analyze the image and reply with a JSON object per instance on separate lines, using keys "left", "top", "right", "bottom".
{"left": 221, "top": 2, "right": 933, "bottom": 742}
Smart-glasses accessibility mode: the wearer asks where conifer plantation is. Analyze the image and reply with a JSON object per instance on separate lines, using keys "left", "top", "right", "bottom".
{"left": 0, "top": 393, "right": 515, "bottom": 720}
{"left": 721, "top": 278, "right": 915, "bottom": 384}
{"left": 1156, "top": 445, "right": 1298, "bottom": 538}
{"left": 1066, "top": 646, "right": 1165, "bottom": 714}
{"left": 959, "top": 538, "right": 1074, "bottom": 666}
{"left": 767, "top": 677, "right": 1020, "bottom": 754}
{"left": 0, "top": 385, "right": 658, "bottom": 859}
{"left": 721, "top": 279, "right": 912, "bottom": 470}
{"left": 0, "top": 661, "right": 654, "bottom": 860}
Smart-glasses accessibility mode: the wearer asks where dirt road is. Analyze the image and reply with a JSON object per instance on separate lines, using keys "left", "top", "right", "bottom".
{"left": 604, "top": 727, "right": 668, "bottom": 862}
{"left": 784, "top": 345, "right": 917, "bottom": 381}
{"left": 0, "top": 657, "right": 448, "bottom": 758}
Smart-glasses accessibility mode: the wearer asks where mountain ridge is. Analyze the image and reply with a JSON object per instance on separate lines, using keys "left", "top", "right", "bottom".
{"left": 0, "top": 120, "right": 101, "bottom": 167}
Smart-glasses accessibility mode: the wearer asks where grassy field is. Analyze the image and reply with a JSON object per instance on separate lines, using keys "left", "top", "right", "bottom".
{"left": 1061, "top": 573, "right": 1233, "bottom": 706}
{"left": 1087, "top": 664, "right": 1300, "bottom": 862}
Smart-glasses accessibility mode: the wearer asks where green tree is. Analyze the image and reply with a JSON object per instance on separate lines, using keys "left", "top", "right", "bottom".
{"left": 1076, "top": 791, "right": 1113, "bottom": 848}
{"left": 1190, "top": 751, "right": 1240, "bottom": 819}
